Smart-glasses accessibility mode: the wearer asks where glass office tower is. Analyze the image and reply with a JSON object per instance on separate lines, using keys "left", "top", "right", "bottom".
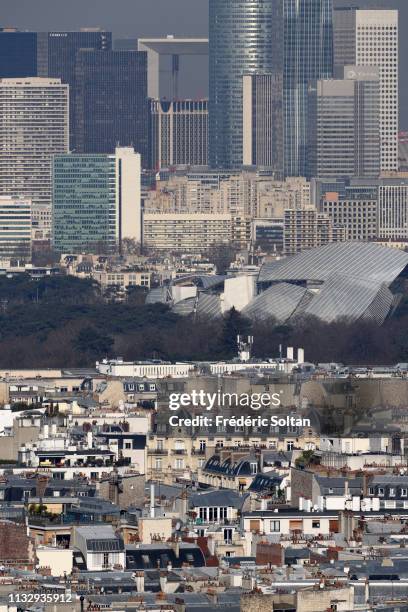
{"left": 74, "top": 51, "right": 148, "bottom": 164}
{"left": 37, "top": 30, "right": 112, "bottom": 151}
{"left": 284, "top": 0, "right": 333, "bottom": 177}
{"left": 53, "top": 148, "right": 141, "bottom": 254}
{"left": 0, "top": 30, "right": 38, "bottom": 77}
{"left": 209, "top": 0, "right": 283, "bottom": 169}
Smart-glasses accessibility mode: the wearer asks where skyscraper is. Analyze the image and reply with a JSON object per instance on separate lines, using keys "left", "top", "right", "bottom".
{"left": 309, "top": 66, "right": 380, "bottom": 179}
{"left": 37, "top": 29, "right": 112, "bottom": 151}
{"left": 333, "top": 8, "right": 399, "bottom": 173}
{"left": 333, "top": 7, "right": 356, "bottom": 76}
{"left": 0, "top": 29, "right": 38, "bottom": 78}
{"left": 209, "top": 0, "right": 283, "bottom": 169}
{"left": 284, "top": 0, "right": 333, "bottom": 177}
{"left": 53, "top": 147, "right": 141, "bottom": 254}
{"left": 74, "top": 50, "right": 148, "bottom": 163}
{"left": 149, "top": 99, "right": 208, "bottom": 169}
{"left": 0, "top": 78, "right": 69, "bottom": 239}
{"left": 242, "top": 73, "right": 283, "bottom": 171}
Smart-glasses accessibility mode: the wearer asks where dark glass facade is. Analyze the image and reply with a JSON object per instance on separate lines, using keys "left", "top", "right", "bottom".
{"left": 0, "top": 30, "right": 37, "bottom": 77}
{"left": 74, "top": 51, "right": 148, "bottom": 163}
{"left": 37, "top": 31, "right": 112, "bottom": 151}
{"left": 284, "top": 0, "right": 333, "bottom": 177}
{"left": 209, "top": 0, "right": 283, "bottom": 169}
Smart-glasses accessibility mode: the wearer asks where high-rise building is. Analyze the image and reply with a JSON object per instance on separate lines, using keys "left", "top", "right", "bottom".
{"left": 284, "top": 0, "right": 333, "bottom": 178}
{"left": 378, "top": 180, "right": 408, "bottom": 240}
{"left": 36, "top": 29, "right": 112, "bottom": 151}
{"left": 0, "top": 197, "right": 32, "bottom": 261}
{"left": 333, "top": 7, "right": 356, "bottom": 76}
{"left": 0, "top": 29, "right": 113, "bottom": 152}
{"left": 53, "top": 147, "right": 141, "bottom": 254}
{"left": 308, "top": 66, "right": 380, "bottom": 179}
{"left": 333, "top": 8, "right": 399, "bottom": 173}
{"left": 0, "top": 78, "right": 69, "bottom": 239}
{"left": 209, "top": 0, "right": 283, "bottom": 169}
{"left": 320, "top": 192, "right": 378, "bottom": 241}
{"left": 242, "top": 73, "right": 283, "bottom": 172}
{"left": 149, "top": 99, "right": 208, "bottom": 169}
{"left": 284, "top": 208, "right": 345, "bottom": 255}
{"left": 0, "top": 29, "right": 38, "bottom": 77}
{"left": 74, "top": 50, "right": 148, "bottom": 162}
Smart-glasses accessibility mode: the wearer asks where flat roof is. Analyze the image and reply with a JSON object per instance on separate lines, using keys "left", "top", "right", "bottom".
{"left": 138, "top": 37, "right": 208, "bottom": 55}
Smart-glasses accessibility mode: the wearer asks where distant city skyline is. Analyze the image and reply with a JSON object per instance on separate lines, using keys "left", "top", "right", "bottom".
{"left": 2, "top": 0, "right": 408, "bottom": 128}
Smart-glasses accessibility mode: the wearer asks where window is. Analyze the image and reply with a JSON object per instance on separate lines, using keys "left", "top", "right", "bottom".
{"left": 199, "top": 440, "right": 206, "bottom": 451}
{"left": 157, "top": 440, "right": 164, "bottom": 450}
{"left": 149, "top": 384, "right": 156, "bottom": 391}
{"left": 155, "top": 458, "right": 162, "bottom": 470}
{"left": 401, "top": 488, "right": 407, "bottom": 497}
{"left": 124, "top": 442, "right": 132, "bottom": 450}
{"left": 378, "top": 487, "right": 385, "bottom": 496}
{"left": 250, "top": 463, "right": 258, "bottom": 475}
{"left": 287, "top": 442, "right": 294, "bottom": 451}
{"left": 175, "top": 458, "right": 184, "bottom": 469}
{"left": 103, "top": 553, "right": 109, "bottom": 569}
{"left": 270, "top": 520, "right": 280, "bottom": 532}
{"left": 389, "top": 487, "right": 396, "bottom": 497}
{"left": 224, "top": 528, "right": 233, "bottom": 543}
{"left": 312, "top": 521, "right": 320, "bottom": 529}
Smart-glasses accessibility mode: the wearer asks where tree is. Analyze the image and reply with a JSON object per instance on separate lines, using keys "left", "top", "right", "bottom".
{"left": 206, "top": 243, "right": 239, "bottom": 275}
{"left": 121, "top": 238, "right": 141, "bottom": 256}
{"left": 126, "top": 285, "right": 148, "bottom": 305}
{"left": 73, "top": 326, "right": 114, "bottom": 359}
{"left": 217, "top": 307, "right": 252, "bottom": 358}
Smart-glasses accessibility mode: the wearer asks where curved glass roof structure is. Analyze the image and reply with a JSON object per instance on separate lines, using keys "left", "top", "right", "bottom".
{"left": 172, "top": 297, "right": 196, "bottom": 316}
{"left": 146, "top": 243, "right": 408, "bottom": 325}
{"left": 258, "top": 242, "right": 408, "bottom": 285}
{"left": 304, "top": 275, "right": 394, "bottom": 325}
{"left": 242, "top": 282, "right": 312, "bottom": 322}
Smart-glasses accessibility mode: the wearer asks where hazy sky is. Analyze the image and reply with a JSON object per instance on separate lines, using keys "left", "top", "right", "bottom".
{"left": 2, "top": 0, "right": 407, "bottom": 126}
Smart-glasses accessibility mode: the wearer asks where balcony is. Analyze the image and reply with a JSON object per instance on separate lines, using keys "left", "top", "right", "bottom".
{"left": 172, "top": 449, "right": 187, "bottom": 455}
{"left": 192, "top": 448, "right": 206, "bottom": 455}
{"left": 148, "top": 449, "right": 168, "bottom": 455}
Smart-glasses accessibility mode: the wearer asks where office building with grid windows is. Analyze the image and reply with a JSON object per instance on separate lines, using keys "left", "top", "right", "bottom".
{"left": 333, "top": 8, "right": 399, "bottom": 172}
{"left": 74, "top": 51, "right": 148, "bottom": 163}
{"left": 0, "top": 77, "right": 68, "bottom": 240}
{"left": 149, "top": 99, "right": 208, "bottom": 169}
{"left": 53, "top": 147, "right": 141, "bottom": 254}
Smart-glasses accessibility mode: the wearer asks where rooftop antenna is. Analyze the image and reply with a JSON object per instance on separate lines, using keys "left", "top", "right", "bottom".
{"left": 237, "top": 335, "right": 253, "bottom": 362}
